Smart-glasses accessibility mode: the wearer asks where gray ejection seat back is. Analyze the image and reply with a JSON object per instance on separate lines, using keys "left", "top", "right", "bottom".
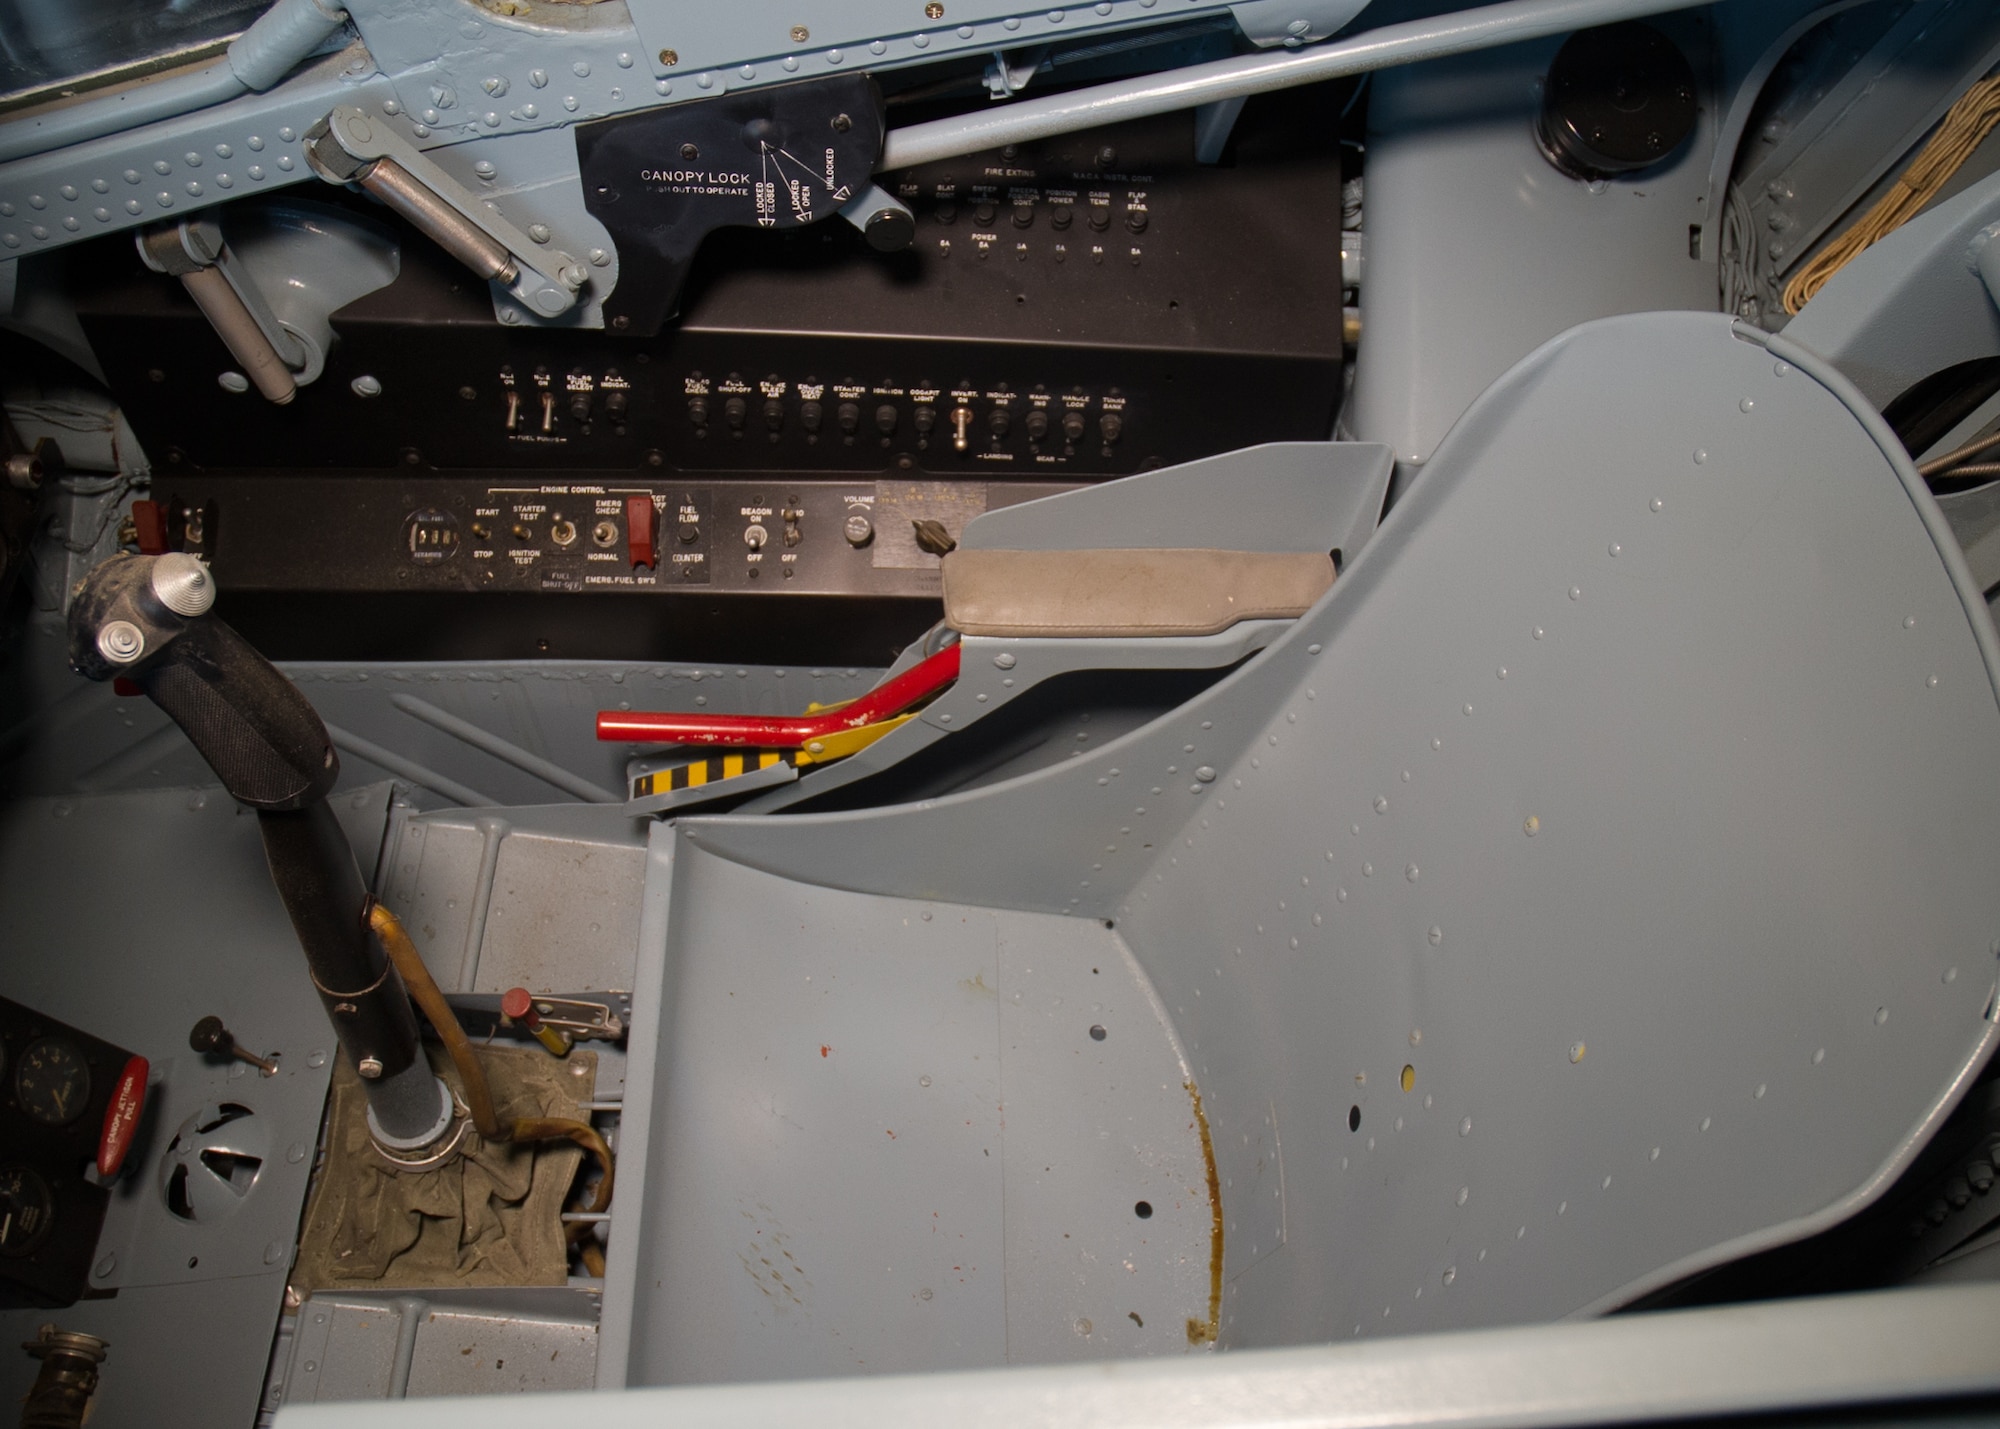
{"left": 601, "top": 311, "right": 2000, "bottom": 1385}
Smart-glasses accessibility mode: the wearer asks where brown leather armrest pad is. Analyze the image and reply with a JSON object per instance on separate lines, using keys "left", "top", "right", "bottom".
{"left": 942, "top": 548, "right": 1334, "bottom": 638}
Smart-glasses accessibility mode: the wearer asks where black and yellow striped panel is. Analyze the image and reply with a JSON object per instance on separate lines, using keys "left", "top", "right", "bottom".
{"left": 632, "top": 749, "right": 798, "bottom": 800}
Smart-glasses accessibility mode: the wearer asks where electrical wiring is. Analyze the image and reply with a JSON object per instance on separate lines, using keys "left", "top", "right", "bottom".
{"left": 1783, "top": 73, "right": 2000, "bottom": 314}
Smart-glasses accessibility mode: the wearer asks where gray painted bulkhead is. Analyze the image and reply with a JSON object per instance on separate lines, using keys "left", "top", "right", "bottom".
{"left": 597, "top": 311, "right": 2000, "bottom": 1380}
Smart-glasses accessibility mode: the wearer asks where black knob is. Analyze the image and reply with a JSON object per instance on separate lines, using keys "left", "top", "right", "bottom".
{"left": 189, "top": 1015, "right": 279, "bottom": 1074}
{"left": 934, "top": 202, "right": 958, "bottom": 225}
{"left": 723, "top": 396, "right": 748, "bottom": 429}
{"left": 1099, "top": 412, "right": 1124, "bottom": 444}
{"left": 1124, "top": 209, "right": 1149, "bottom": 234}
{"left": 1061, "top": 409, "right": 1086, "bottom": 442}
{"left": 189, "top": 1015, "right": 233, "bottom": 1055}
{"left": 874, "top": 403, "right": 899, "bottom": 435}
{"left": 569, "top": 393, "right": 593, "bottom": 423}
{"left": 912, "top": 519, "right": 957, "bottom": 556}
{"left": 913, "top": 403, "right": 937, "bottom": 435}
{"left": 864, "top": 206, "right": 916, "bottom": 252}
{"left": 603, "top": 389, "right": 629, "bottom": 420}
{"left": 687, "top": 396, "right": 710, "bottom": 427}
{"left": 987, "top": 407, "right": 1012, "bottom": 438}
{"left": 763, "top": 398, "right": 785, "bottom": 432}
{"left": 974, "top": 203, "right": 997, "bottom": 226}
{"left": 1025, "top": 409, "right": 1050, "bottom": 441}
{"left": 1050, "top": 207, "right": 1073, "bottom": 231}
{"left": 1086, "top": 206, "right": 1110, "bottom": 231}
{"left": 800, "top": 399, "right": 823, "bottom": 432}
{"left": 837, "top": 401, "right": 861, "bottom": 434}
{"left": 1012, "top": 204, "right": 1034, "bottom": 228}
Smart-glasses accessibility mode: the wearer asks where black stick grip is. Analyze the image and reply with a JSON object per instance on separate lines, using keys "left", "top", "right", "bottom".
{"left": 136, "top": 616, "right": 338, "bottom": 810}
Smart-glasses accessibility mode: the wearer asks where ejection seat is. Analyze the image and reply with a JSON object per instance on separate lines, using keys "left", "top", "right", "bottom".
{"left": 594, "top": 311, "right": 2000, "bottom": 1386}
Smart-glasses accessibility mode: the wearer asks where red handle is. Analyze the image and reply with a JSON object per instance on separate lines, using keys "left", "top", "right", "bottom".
{"left": 98, "top": 1055, "right": 149, "bottom": 1178}
{"left": 597, "top": 642, "right": 962, "bottom": 747}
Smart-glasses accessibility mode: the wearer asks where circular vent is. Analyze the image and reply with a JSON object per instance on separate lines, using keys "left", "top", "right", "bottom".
{"left": 159, "top": 1102, "right": 267, "bottom": 1222}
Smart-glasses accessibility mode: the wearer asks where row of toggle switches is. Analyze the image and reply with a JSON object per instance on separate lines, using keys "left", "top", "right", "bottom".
{"left": 688, "top": 396, "right": 1122, "bottom": 449}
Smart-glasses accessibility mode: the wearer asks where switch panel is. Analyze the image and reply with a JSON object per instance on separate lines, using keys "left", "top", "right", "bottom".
{"left": 75, "top": 96, "right": 1344, "bottom": 483}
{"left": 144, "top": 474, "right": 1073, "bottom": 663}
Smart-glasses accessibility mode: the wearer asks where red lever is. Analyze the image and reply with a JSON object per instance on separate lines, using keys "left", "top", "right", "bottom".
{"left": 97, "top": 1055, "right": 148, "bottom": 1178}
{"left": 597, "top": 642, "right": 962, "bottom": 747}
{"left": 500, "top": 986, "right": 539, "bottom": 1027}
{"left": 626, "top": 495, "right": 658, "bottom": 570}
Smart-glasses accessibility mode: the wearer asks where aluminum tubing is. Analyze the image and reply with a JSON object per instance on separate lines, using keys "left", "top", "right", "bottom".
{"left": 257, "top": 803, "right": 429, "bottom": 1136}
{"left": 180, "top": 265, "right": 297, "bottom": 404}
{"left": 229, "top": 0, "right": 351, "bottom": 92}
{"left": 881, "top": 0, "right": 1713, "bottom": 169}
{"left": 360, "top": 160, "right": 519, "bottom": 285}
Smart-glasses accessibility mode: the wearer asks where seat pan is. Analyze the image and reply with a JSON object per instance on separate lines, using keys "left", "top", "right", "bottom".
{"left": 603, "top": 312, "right": 2000, "bottom": 1381}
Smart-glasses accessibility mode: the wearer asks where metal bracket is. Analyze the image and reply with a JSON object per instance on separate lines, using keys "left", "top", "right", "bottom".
{"left": 447, "top": 991, "right": 627, "bottom": 1042}
{"left": 136, "top": 217, "right": 309, "bottom": 404}
{"left": 984, "top": 48, "right": 1048, "bottom": 99}
{"left": 305, "top": 105, "right": 585, "bottom": 319}
{"left": 1228, "top": 0, "right": 1373, "bottom": 47}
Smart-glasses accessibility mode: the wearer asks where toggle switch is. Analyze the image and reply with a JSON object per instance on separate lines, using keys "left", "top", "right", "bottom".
{"left": 626, "top": 494, "right": 658, "bottom": 569}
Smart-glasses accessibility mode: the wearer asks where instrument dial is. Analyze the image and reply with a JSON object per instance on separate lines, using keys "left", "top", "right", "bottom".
{"left": 14, "top": 1038, "right": 91, "bottom": 1126}
{"left": 0, "top": 1166, "right": 55, "bottom": 1258}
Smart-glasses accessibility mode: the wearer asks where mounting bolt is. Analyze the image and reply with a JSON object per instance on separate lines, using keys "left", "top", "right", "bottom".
{"left": 658, "top": 49, "right": 679, "bottom": 66}
{"left": 925, "top": 2, "right": 944, "bottom": 16}
{"left": 97, "top": 620, "right": 145, "bottom": 665}
{"left": 791, "top": 24, "right": 810, "bottom": 42}
{"left": 832, "top": 113, "right": 852, "bottom": 132}
{"left": 357, "top": 1056, "right": 384, "bottom": 1079}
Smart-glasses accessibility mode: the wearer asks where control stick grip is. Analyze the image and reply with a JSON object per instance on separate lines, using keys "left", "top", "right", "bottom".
{"left": 137, "top": 618, "right": 336, "bottom": 808}
{"left": 67, "top": 552, "right": 337, "bottom": 810}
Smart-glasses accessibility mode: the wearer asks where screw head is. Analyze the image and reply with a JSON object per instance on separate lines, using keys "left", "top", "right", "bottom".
{"left": 658, "top": 49, "right": 679, "bottom": 66}
{"left": 925, "top": 1, "right": 944, "bottom": 16}
{"left": 791, "top": 24, "right": 810, "bottom": 42}
{"left": 832, "top": 113, "right": 852, "bottom": 132}
{"left": 357, "top": 1056, "right": 384, "bottom": 1079}
{"left": 97, "top": 620, "right": 145, "bottom": 664}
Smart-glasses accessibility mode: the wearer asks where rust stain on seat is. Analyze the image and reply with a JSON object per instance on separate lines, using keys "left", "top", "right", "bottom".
{"left": 1184, "top": 1078, "right": 1222, "bottom": 1346}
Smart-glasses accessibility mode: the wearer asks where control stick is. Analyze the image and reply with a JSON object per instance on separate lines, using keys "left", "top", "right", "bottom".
{"left": 67, "top": 553, "right": 451, "bottom": 1150}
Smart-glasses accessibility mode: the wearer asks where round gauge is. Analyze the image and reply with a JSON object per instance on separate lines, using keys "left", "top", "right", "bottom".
{"left": 14, "top": 1038, "right": 91, "bottom": 1127}
{"left": 0, "top": 1166, "right": 55, "bottom": 1258}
